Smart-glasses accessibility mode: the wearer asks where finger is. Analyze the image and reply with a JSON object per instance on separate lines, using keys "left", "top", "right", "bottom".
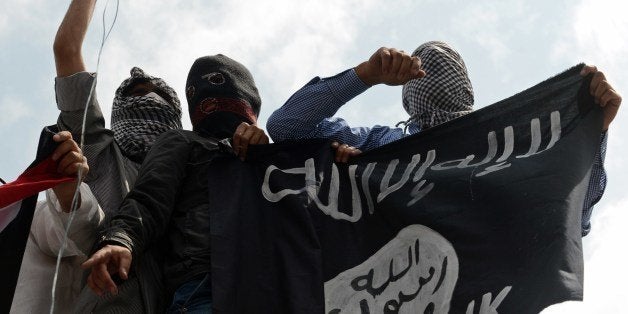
{"left": 82, "top": 250, "right": 105, "bottom": 269}
{"left": 232, "top": 122, "right": 249, "bottom": 155}
{"left": 351, "top": 148, "right": 363, "bottom": 156}
{"left": 331, "top": 141, "right": 340, "bottom": 149}
{"left": 398, "top": 54, "right": 413, "bottom": 82}
{"left": 59, "top": 156, "right": 86, "bottom": 178}
{"left": 603, "top": 103, "right": 620, "bottom": 130}
{"left": 599, "top": 88, "right": 618, "bottom": 107}
{"left": 336, "top": 144, "right": 349, "bottom": 163}
{"left": 589, "top": 72, "right": 606, "bottom": 96}
{"left": 97, "top": 261, "right": 119, "bottom": 295}
{"left": 593, "top": 80, "right": 611, "bottom": 104}
{"left": 51, "top": 137, "right": 80, "bottom": 161}
{"left": 380, "top": 48, "right": 392, "bottom": 74}
{"left": 237, "top": 125, "right": 257, "bottom": 161}
{"left": 335, "top": 149, "right": 342, "bottom": 163}
{"left": 341, "top": 147, "right": 352, "bottom": 163}
{"left": 389, "top": 49, "right": 403, "bottom": 77}
{"left": 345, "top": 146, "right": 360, "bottom": 162}
{"left": 52, "top": 131, "right": 72, "bottom": 143}
{"left": 410, "top": 57, "right": 426, "bottom": 78}
{"left": 57, "top": 151, "right": 84, "bottom": 175}
{"left": 259, "top": 133, "right": 269, "bottom": 145}
{"left": 595, "top": 82, "right": 614, "bottom": 107}
{"left": 117, "top": 251, "right": 132, "bottom": 280}
{"left": 86, "top": 273, "right": 104, "bottom": 296}
{"left": 248, "top": 128, "right": 265, "bottom": 146}
{"left": 334, "top": 144, "right": 344, "bottom": 163}
{"left": 80, "top": 156, "right": 90, "bottom": 178}
{"left": 91, "top": 262, "right": 114, "bottom": 295}
{"left": 580, "top": 65, "right": 597, "bottom": 76}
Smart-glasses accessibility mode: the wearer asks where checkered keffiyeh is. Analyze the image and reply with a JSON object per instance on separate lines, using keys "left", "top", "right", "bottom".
{"left": 111, "top": 67, "right": 182, "bottom": 161}
{"left": 402, "top": 41, "right": 474, "bottom": 129}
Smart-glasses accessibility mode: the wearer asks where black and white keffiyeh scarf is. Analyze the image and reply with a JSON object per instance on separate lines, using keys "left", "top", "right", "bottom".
{"left": 402, "top": 41, "right": 474, "bottom": 130}
{"left": 111, "top": 67, "right": 182, "bottom": 162}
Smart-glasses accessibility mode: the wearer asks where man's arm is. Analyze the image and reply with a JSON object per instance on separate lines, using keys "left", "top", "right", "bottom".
{"left": 32, "top": 184, "right": 103, "bottom": 257}
{"left": 266, "top": 47, "right": 424, "bottom": 151}
{"left": 53, "top": 0, "right": 96, "bottom": 77}
{"left": 82, "top": 130, "right": 192, "bottom": 295}
{"left": 53, "top": 0, "right": 114, "bottom": 181}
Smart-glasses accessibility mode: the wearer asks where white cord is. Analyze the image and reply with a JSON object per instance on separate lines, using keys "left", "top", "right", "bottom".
{"left": 49, "top": 1, "right": 119, "bottom": 313}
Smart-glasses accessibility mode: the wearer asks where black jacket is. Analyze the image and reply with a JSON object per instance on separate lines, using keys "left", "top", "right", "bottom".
{"left": 101, "top": 129, "right": 231, "bottom": 292}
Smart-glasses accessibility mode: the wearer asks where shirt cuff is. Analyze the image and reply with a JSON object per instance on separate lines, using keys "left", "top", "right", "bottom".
{"left": 324, "top": 69, "right": 370, "bottom": 104}
{"left": 45, "top": 183, "right": 99, "bottom": 223}
{"left": 55, "top": 71, "right": 97, "bottom": 111}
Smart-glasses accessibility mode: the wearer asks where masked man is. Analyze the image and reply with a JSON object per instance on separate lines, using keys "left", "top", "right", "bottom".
{"left": 266, "top": 41, "right": 621, "bottom": 236}
{"left": 82, "top": 55, "right": 269, "bottom": 313}
{"left": 52, "top": 0, "right": 182, "bottom": 312}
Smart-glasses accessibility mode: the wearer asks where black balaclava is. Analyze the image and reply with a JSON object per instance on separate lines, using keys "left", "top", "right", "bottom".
{"left": 111, "top": 67, "right": 182, "bottom": 162}
{"left": 402, "top": 41, "right": 474, "bottom": 130}
{"left": 185, "top": 54, "right": 261, "bottom": 139}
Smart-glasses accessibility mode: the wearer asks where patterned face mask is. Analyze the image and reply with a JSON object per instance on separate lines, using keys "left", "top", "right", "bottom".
{"left": 111, "top": 67, "right": 182, "bottom": 162}
{"left": 402, "top": 41, "right": 474, "bottom": 130}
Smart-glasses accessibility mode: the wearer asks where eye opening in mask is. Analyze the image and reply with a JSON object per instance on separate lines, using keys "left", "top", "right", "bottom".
{"left": 202, "top": 72, "right": 226, "bottom": 85}
{"left": 123, "top": 79, "right": 151, "bottom": 97}
{"left": 124, "top": 80, "right": 175, "bottom": 106}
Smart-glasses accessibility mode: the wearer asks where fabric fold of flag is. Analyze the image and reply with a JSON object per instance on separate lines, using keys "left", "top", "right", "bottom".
{"left": 208, "top": 64, "right": 601, "bottom": 313}
{"left": 0, "top": 126, "right": 72, "bottom": 313}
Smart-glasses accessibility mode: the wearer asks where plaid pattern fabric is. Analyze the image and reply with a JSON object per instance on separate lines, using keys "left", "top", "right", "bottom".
{"left": 402, "top": 41, "right": 474, "bottom": 129}
{"left": 581, "top": 132, "right": 608, "bottom": 236}
{"left": 111, "top": 67, "right": 182, "bottom": 161}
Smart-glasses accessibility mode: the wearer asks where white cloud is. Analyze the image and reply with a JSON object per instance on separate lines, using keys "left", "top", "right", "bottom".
{"left": 551, "top": 0, "right": 628, "bottom": 80}
{"left": 1, "top": 0, "right": 60, "bottom": 42}
{"left": 549, "top": 0, "right": 628, "bottom": 198}
{"left": 0, "top": 14, "right": 7, "bottom": 39}
{"left": 0, "top": 96, "right": 31, "bottom": 126}
{"left": 85, "top": 0, "right": 379, "bottom": 130}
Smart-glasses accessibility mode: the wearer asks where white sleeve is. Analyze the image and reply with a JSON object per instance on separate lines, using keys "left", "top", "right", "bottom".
{"left": 30, "top": 183, "right": 104, "bottom": 258}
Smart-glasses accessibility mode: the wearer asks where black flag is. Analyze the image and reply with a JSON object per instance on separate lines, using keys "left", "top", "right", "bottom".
{"left": 208, "top": 64, "right": 601, "bottom": 313}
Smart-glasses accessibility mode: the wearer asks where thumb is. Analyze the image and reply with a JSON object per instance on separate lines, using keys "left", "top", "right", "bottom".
{"left": 118, "top": 253, "right": 132, "bottom": 280}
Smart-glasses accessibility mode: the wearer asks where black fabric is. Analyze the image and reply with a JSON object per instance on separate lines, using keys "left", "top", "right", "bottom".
{"left": 195, "top": 111, "right": 249, "bottom": 139}
{"left": 100, "top": 129, "right": 231, "bottom": 293}
{"left": 0, "top": 126, "right": 60, "bottom": 313}
{"left": 207, "top": 64, "right": 601, "bottom": 313}
{"left": 186, "top": 54, "right": 261, "bottom": 125}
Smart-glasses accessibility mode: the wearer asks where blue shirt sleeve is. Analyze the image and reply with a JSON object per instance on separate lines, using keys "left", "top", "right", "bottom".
{"left": 581, "top": 132, "right": 608, "bottom": 236}
{"left": 267, "top": 69, "right": 407, "bottom": 151}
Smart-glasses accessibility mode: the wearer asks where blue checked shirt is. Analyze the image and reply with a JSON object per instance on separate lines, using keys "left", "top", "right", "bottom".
{"left": 267, "top": 69, "right": 608, "bottom": 236}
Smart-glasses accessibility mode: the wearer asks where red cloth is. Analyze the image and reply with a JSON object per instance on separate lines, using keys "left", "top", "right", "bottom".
{"left": 0, "top": 156, "right": 73, "bottom": 208}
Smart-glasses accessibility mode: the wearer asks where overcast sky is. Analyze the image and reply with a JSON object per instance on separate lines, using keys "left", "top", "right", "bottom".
{"left": 1, "top": 0, "right": 626, "bottom": 312}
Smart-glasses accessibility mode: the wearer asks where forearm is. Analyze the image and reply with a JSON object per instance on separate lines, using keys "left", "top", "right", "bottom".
{"left": 54, "top": 0, "right": 97, "bottom": 77}
{"left": 52, "top": 180, "right": 81, "bottom": 212}
{"left": 102, "top": 130, "right": 190, "bottom": 254}
{"left": 33, "top": 184, "right": 102, "bottom": 257}
{"left": 55, "top": 72, "right": 111, "bottom": 146}
{"left": 267, "top": 69, "right": 369, "bottom": 142}
{"left": 355, "top": 61, "right": 378, "bottom": 86}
